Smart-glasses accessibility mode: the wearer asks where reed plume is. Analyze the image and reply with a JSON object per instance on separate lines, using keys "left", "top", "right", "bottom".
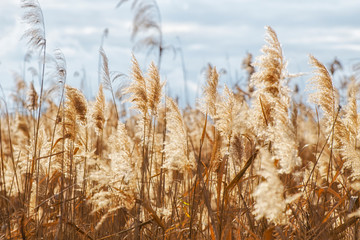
{"left": 92, "top": 84, "right": 105, "bottom": 134}
{"left": 100, "top": 47, "right": 124, "bottom": 120}
{"left": 308, "top": 55, "right": 341, "bottom": 140}
{"left": 200, "top": 65, "right": 219, "bottom": 119}
{"left": 117, "top": 0, "right": 164, "bottom": 69}
{"left": 26, "top": 82, "right": 39, "bottom": 111}
{"left": 250, "top": 26, "right": 286, "bottom": 130}
{"left": 340, "top": 88, "right": 360, "bottom": 190}
{"left": 124, "top": 54, "right": 148, "bottom": 116}
{"left": 215, "top": 85, "right": 236, "bottom": 145}
{"left": 147, "top": 62, "right": 164, "bottom": 115}
{"left": 21, "top": 0, "right": 46, "bottom": 51}
{"left": 253, "top": 148, "right": 286, "bottom": 224}
{"left": 87, "top": 122, "right": 136, "bottom": 219}
{"left": 65, "top": 85, "right": 87, "bottom": 124}
{"left": 163, "top": 97, "right": 195, "bottom": 174}
{"left": 250, "top": 26, "right": 300, "bottom": 173}
{"left": 53, "top": 49, "right": 67, "bottom": 84}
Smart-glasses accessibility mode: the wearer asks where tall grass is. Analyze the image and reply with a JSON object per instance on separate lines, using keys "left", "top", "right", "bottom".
{"left": 0, "top": 2, "right": 360, "bottom": 240}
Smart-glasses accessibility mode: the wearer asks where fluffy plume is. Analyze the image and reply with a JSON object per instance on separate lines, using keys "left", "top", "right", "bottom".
{"left": 92, "top": 84, "right": 106, "bottom": 134}
{"left": 147, "top": 62, "right": 164, "bottom": 115}
{"left": 124, "top": 54, "right": 148, "bottom": 115}
{"left": 65, "top": 85, "right": 87, "bottom": 124}
{"left": 200, "top": 66, "right": 219, "bottom": 118}
{"left": 308, "top": 55, "right": 340, "bottom": 135}
{"left": 88, "top": 121, "right": 136, "bottom": 229}
{"left": 253, "top": 148, "right": 286, "bottom": 224}
{"left": 26, "top": 82, "right": 38, "bottom": 111}
{"left": 250, "top": 26, "right": 286, "bottom": 95}
{"left": 21, "top": 0, "right": 46, "bottom": 51}
{"left": 308, "top": 56, "right": 360, "bottom": 189}
{"left": 271, "top": 99, "right": 301, "bottom": 173}
{"left": 124, "top": 55, "right": 164, "bottom": 118}
{"left": 343, "top": 89, "right": 359, "bottom": 140}
{"left": 163, "top": 97, "right": 195, "bottom": 173}
{"left": 305, "top": 56, "right": 347, "bottom": 187}
{"left": 100, "top": 47, "right": 124, "bottom": 120}
{"left": 250, "top": 26, "right": 287, "bottom": 132}
{"left": 117, "top": 0, "right": 163, "bottom": 64}
{"left": 215, "top": 85, "right": 236, "bottom": 144}
{"left": 53, "top": 49, "right": 67, "bottom": 84}
{"left": 100, "top": 47, "right": 111, "bottom": 90}
{"left": 340, "top": 89, "right": 360, "bottom": 189}
{"left": 62, "top": 86, "right": 87, "bottom": 141}
{"left": 250, "top": 26, "right": 300, "bottom": 173}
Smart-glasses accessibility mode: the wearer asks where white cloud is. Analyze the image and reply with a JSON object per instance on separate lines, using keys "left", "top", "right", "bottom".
{"left": 331, "top": 44, "right": 360, "bottom": 52}
{"left": 0, "top": 20, "right": 24, "bottom": 58}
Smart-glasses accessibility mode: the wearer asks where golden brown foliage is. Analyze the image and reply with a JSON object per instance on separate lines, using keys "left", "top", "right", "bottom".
{"left": 2, "top": 21, "right": 360, "bottom": 240}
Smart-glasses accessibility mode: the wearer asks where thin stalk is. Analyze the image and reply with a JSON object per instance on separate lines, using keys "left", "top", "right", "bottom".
{"left": 55, "top": 91, "right": 66, "bottom": 240}
{"left": 0, "top": 117, "right": 12, "bottom": 239}
{"left": 28, "top": 40, "right": 47, "bottom": 209}
{"left": 44, "top": 82, "right": 65, "bottom": 204}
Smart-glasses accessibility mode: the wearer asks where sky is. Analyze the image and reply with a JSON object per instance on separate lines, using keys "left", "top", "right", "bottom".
{"left": 1, "top": 0, "right": 360, "bottom": 108}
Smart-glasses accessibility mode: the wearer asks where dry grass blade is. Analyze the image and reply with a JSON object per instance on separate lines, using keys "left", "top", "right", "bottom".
{"left": 139, "top": 198, "right": 165, "bottom": 230}
{"left": 331, "top": 217, "right": 359, "bottom": 237}
{"left": 226, "top": 149, "right": 259, "bottom": 194}
{"left": 66, "top": 222, "right": 94, "bottom": 240}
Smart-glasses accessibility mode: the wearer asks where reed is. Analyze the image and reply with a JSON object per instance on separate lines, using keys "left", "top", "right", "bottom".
{"left": 1, "top": 4, "right": 360, "bottom": 239}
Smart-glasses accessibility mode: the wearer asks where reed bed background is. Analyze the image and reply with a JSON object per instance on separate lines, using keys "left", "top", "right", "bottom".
{"left": 1, "top": 0, "right": 360, "bottom": 239}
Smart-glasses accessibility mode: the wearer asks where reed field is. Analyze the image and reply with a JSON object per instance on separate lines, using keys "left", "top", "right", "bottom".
{"left": 1, "top": 0, "right": 360, "bottom": 239}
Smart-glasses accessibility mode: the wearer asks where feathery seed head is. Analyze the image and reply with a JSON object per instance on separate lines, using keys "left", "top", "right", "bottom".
{"left": 93, "top": 84, "right": 106, "bottom": 134}
{"left": 147, "top": 61, "right": 164, "bottom": 115}
{"left": 200, "top": 66, "right": 219, "bottom": 119}
{"left": 163, "top": 97, "right": 195, "bottom": 173}
{"left": 124, "top": 54, "right": 148, "bottom": 116}
{"left": 65, "top": 85, "right": 88, "bottom": 124}
{"left": 27, "top": 82, "right": 38, "bottom": 111}
{"left": 21, "top": 0, "right": 46, "bottom": 51}
{"left": 308, "top": 55, "right": 337, "bottom": 118}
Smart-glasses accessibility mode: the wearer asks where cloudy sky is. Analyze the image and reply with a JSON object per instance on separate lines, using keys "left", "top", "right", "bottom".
{"left": 1, "top": 0, "right": 360, "bottom": 107}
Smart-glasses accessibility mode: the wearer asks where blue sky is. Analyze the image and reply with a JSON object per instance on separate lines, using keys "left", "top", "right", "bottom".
{"left": 1, "top": 0, "right": 360, "bottom": 107}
